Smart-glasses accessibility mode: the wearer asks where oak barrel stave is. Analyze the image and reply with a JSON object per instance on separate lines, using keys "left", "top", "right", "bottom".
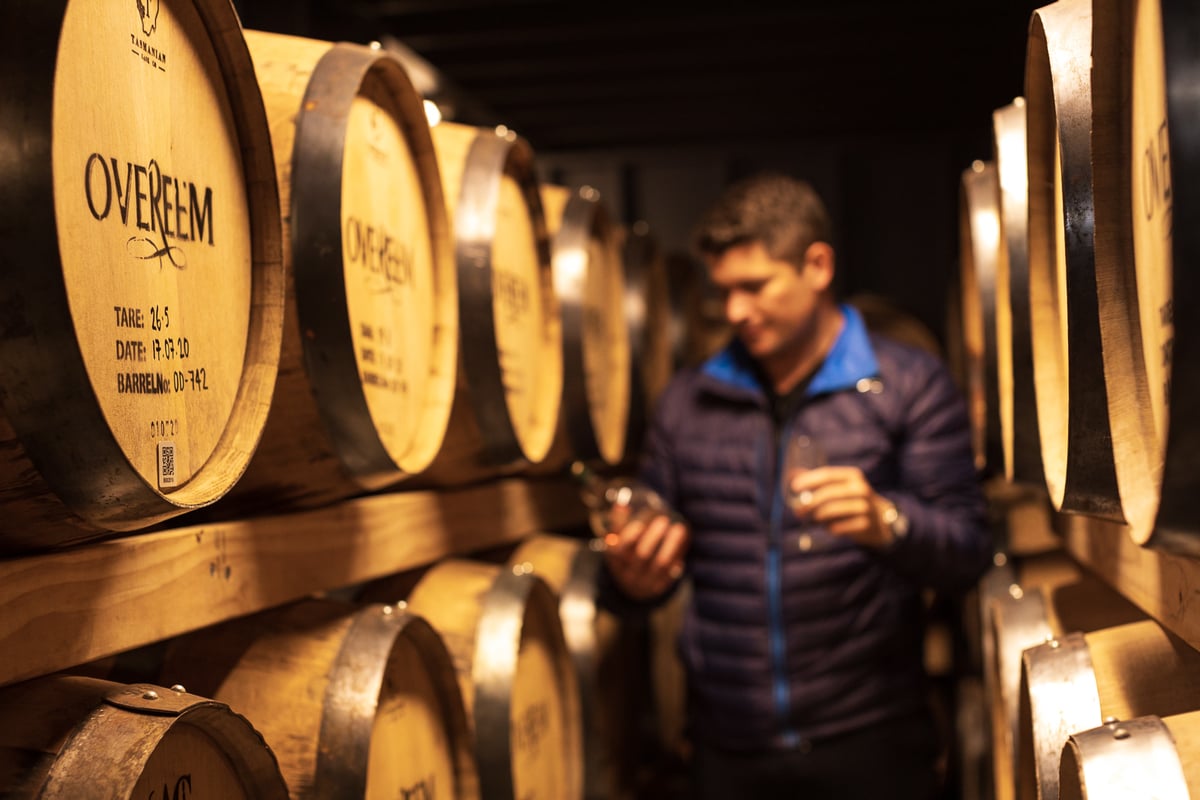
{"left": 1153, "top": 0, "right": 1200, "bottom": 549}
{"left": 992, "top": 98, "right": 1047, "bottom": 488}
{"left": 155, "top": 596, "right": 478, "bottom": 799}
{"left": 1060, "top": 711, "right": 1200, "bottom": 800}
{"left": 0, "top": 0, "right": 284, "bottom": 551}
{"left": 1017, "top": 619, "right": 1200, "bottom": 800}
{"left": 548, "top": 185, "right": 630, "bottom": 468}
{"left": 1092, "top": 0, "right": 1200, "bottom": 551}
{"left": 958, "top": 160, "right": 1004, "bottom": 475}
{"left": 413, "top": 123, "right": 563, "bottom": 487}
{"left": 508, "top": 533, "right": 647, "bottom": 800}
{"left": 201, "top": 31, "right": 457, "bottom": 519}
{"left": 619, "top": 224, "right": 680, "bottom": 460}
{"left": 529, "top": 184, "right": 631, "bottom": 475}
{"left": 363, "top": 558, "right": 584, "bottom": 800}
{"left": 1025, "top": 0, "right": 1123, "bottom": 520}
{"left": 985, "top": 550, "right": 1144, "bottom": 800}
{"left": 0, "top": 675, "right": 289, "bottom": 798}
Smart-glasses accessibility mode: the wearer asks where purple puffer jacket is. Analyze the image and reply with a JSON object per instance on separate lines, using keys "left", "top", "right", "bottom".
{"left": 637, "top": 305, "right": 990, "bottom": 753}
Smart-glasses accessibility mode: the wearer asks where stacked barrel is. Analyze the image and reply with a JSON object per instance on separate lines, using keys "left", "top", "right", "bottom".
{"left": 0, "top": 0, "right": 284, "bottom": 552}
{"left": 0, "top": 6, "right": 696, "bottom": 546}
{"left": 0, "top": 0, "right": 698, "bottom": 797}
{"left": 956, "top": 0, "right": 1200, "bottom": 796}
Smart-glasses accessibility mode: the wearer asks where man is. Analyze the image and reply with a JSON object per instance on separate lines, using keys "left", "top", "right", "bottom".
{"left": 603, "top": 173, "right": 990, "bottom": 799}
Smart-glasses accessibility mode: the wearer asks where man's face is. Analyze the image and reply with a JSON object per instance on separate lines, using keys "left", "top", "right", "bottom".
{"left": 708, "top": 240, "right": 826, "bottom": 364}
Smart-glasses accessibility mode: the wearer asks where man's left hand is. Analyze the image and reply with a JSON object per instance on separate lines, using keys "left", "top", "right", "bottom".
{"left": 785, "top": 465, "right": 899, "bottom": 549}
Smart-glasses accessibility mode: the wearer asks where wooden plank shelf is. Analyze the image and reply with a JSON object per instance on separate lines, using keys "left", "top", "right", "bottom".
{"left": 0, "top": 477, "right": 586, "bottom": 689}
{"left": 1060, "top": 512, "right": 1200, "bottom": 655}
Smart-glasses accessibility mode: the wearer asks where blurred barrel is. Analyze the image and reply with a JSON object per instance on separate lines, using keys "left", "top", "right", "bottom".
{"left": 0, "top": 675, "right": 288, "bottom": 798}
{"left": 1025, "top": 0, "right": 1124, "bottom": 521}
{"left": 364, "top": 559, "right": 583, "bottom": 800}
{"left": 205, "top": 32, "right": 457, "bottom": 518}
{"left": 1092, "top": 0, "right": 1200, "bottom": 551}
{"left": 958, "top": 160, "right": 1003, "bottom": 474}
{"left": 508, "top": 533, "right": 645, "bottom": 800}
{"left": 1150, "top": 0, "right": 1200, "bottom": 551}
{"left": 993, "top": 98, "right": 1046, "bottom": 488}
{"left": 157, "top": 597, "right": 478, "bottom": 800}
{"left": 985, "top": 479, "right": 1059, "bottom": 557}
{"left": 673, "top": 251, "right": 731, "bottom": 367}
{"left": 985, "top": 552, "right": 1145, "bottom": 800}
{"left": 1060, "top": 712, "right": 1200, "bottom": 800}
{"left": 971, "top": 554, "right": 1016, "bottom": 678}
{"left": 620, "top": 223, "right": 681, "bottom": 457}
{"left": 973, "top": 555, "right": 1017, "bottom": 800}
{"left": 0, "top": 0, "right": 283, "bottom": 551}
{"left": 1017, "top": 619, "right": 1200, "bottom": 800}
{"left": 537, "top": 184, "right": 630, "bottom": 470}
{"left": 417, "top": 122, "right": 563, "bottom": 486}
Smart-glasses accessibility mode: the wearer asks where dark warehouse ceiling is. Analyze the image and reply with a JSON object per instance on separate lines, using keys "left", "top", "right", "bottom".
{"left": 236, "top": 0, "right": 1047, "bottom": 152}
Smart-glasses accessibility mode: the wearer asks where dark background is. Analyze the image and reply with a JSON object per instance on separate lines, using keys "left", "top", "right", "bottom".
{"left": 233, "top": 0, "right": 1047, "bottom": 351}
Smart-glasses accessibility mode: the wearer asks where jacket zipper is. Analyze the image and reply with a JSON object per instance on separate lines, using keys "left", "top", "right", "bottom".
{"left": 767, "top": 418, "right": 799, "bottom": 748}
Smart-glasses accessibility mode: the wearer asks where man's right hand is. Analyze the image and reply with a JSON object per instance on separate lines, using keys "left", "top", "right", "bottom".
{"left": 603, "top": 503, "right": 690, "bottom": 601}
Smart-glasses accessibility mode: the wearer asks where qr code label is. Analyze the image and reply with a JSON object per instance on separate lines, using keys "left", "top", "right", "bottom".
{"left": 158, "top": 441, "right": 177, "bottom": 488}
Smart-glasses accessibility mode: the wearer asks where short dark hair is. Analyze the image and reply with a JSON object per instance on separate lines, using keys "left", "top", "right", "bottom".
{"left": 693, "top": 172, "right": 833, "bottom": 270}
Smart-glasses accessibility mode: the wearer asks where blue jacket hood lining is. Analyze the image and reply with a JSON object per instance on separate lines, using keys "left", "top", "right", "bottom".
{"left": 700, "top": 304, "right": 880, "bottom": 399}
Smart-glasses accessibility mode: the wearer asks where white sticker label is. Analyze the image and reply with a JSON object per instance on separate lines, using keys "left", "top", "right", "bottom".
{"left": 157, "top": 440, "right": 177, "bottom": 488}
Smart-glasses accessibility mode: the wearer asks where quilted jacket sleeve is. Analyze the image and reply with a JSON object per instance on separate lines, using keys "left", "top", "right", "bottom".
{"left": 595, "top": 371, "right": 693, "bottom": 614}
{"left": 879, "top": 349, "right": 992, "bottom": 592}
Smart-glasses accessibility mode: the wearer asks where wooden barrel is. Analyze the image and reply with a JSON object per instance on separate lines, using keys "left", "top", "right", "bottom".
{"left": 986, "top": 478, "right": 1059, "bottom": 557}
{"left": 1025, "top": 0, "right": 1124, "bottom": 521}
{"left": 1060, "top": 712, "right": 1200, "bottom": 800}
{"left": 971, "top": 554, "right": 1016, "bottom": 677}
{"left": 973, "top": 555, "right": 1018, "bottom": 800}
{"left": 1150, "top": 0, "right": 1200, "bottom": 551}
{"left": 985, "top": 552, "right": 1145, "bottom": 800}
{"left": 1091, "top": 0, "right": 1200, "bottom": 551}
{"left": 0, "top": 0, "right": 283, "bottom": 551}
{"left": 155, "top": 597, "right": 478, "bottom": 800}
{"left": 366, "top": 559, "right": 583, "bottom": 800}
{"left": 417, "top": 122, "right": 563, "bottom": 486}
{"left": 0, "top": 675, "right": 288, "bottom": 798}
{"left": 620, "top": 223, "right": 681, "bottom": 459}
{"left": 987, "top": 565, "right": 1063, "bottom": 800}
{"left": 673, "top": 251, "right": 731, "bottom": 367}
{"left": 993, "top": 98, "right": 1047, "bottom": 488}
{"left": 508, "top": 533, "right": 646, "bottom": 800}
{"left": 958, "top": 160, "right": 1003, "bottom": 474}
{"left": 1017, "top": 619, "right": 1200, "bottom": 800}
{"left": 539, "top": 184, "right": 630, "bottom": 469}
{"left": 997, "top": 95, "right": 1044, "bottom": 491}
{"left": 198, "top": 32, "right": 457, "bottom": 518}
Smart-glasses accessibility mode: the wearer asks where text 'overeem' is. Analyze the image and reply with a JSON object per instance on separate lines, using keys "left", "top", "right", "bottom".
{"left": 84, "top": 154, "right": 215, "bottom": 247}
{"left": 147, "top": 775, "right": 190, "bottom": 800}
{"left": 1141, "top": 120, "right": 1172, "bottom": 227}
{"left": 345, "top": 217, "right": 413, "bottom": 290}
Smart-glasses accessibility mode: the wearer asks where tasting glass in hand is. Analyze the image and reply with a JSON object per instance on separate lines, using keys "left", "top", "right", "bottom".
{"left": 782, "top": 434, "right": 828, "bottom": 551}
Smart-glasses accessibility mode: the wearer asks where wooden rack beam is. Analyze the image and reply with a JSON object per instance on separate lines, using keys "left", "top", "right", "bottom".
{"left": 0, "top": 477, "right": 586, "bottom": 688}
{"left": 1060, "top": 512, "right": 1200, "bottom": 654}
